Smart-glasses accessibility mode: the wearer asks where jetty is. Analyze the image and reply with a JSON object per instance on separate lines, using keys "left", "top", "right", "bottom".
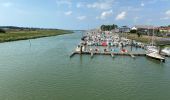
{"left": 70, "top": 51, "right": 146, "bottom": 57}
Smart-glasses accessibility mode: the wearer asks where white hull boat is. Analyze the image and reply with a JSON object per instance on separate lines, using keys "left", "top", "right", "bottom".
{"left": 162, "top": 47, "right": 170, "bottom": 56}
{"left": 146, "top": 52, "right": 165, "bottom": 62}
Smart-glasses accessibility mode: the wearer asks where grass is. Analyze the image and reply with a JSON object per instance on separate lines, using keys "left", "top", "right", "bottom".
{"left": 0, "top": 29, "right": 73, "bottom": 43}
{"left": 125, "top": 33, "right": 170, "bottom": 47}
{"left": 124, "top": 33, "right": 165, "bottom": 43}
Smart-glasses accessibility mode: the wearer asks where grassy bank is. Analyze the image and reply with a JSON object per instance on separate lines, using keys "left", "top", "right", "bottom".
{"left": 125, "top": 33, "right": 164, "bottom": 43}
{"left": 125, "top": 33, "right": 170, "bottom": 47}
{"left": 0, "top": 29, "right": 73, "bottom": 43}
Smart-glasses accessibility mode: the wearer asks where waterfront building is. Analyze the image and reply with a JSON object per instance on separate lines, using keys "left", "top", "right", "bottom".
{"left": 119, "top": 26, "right": 130, "bottom": 33}
{"left": 131, "top": 25, "right": 158, "bottom": 36}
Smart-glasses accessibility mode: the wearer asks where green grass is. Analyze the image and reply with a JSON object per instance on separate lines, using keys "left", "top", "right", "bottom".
{"left": 126, "top": 34, "right": 151, "bottom": 43}
{"left": 126, "top": 33, "right": 170, "bottom": 46}
{"left": 0, "top": 29, "right": 73, "bottom": 43}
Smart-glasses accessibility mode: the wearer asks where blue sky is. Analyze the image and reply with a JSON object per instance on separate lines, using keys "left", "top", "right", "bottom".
{"left": 0, "top": 0, "right": 170, "bottom": 30}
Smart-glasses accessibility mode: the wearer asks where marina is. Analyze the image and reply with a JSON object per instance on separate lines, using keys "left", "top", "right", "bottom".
{"left": 0, "top": 31, "right": 170, "bottom": 100}
{"left": 1, "top": 0, "right": 170, "bottom": 99}
{"left": 71, "top": 30, "right": 170, "bottom": 62}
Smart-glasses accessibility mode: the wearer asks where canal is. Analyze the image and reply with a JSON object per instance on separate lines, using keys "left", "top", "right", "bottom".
{"left": 0, "top": 31, "right": 170, "bottom": 100}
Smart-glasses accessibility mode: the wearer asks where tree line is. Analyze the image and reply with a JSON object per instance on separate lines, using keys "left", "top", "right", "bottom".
{"left": 100, "top": 24, "right": 118, "bottom": 31}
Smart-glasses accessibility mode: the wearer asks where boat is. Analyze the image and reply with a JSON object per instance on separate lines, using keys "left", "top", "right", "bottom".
{"left": 145, "top": 27, "right": 165, "bottom": 62}
{"left": 146, "top": 46, "right": 158, "bottom": 53}
{"left": 162, "top": 47, "right": 170, "bottom": 56}
{"left": 145, "top": 27, "right": 159, "bottom": 53}
{"left": 121, "top": 49, "right": 128, "bottom": 53}
{"left": 146, "top": 52, "right": 165, "bottom": 62}
{"left": 75, "top": 45, "right": 80, "bottom": 52}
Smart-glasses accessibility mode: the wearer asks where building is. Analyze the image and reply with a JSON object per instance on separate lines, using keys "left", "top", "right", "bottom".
{"left": 111, "top": 28, "right": 119, "bottom": 33}
{"left": 131, "top": 25, "right": 159, "bottom": 36}
{"left": 119, "top": 26, "right": 130, "bottom": 33}
{"left": 159, "top": 27, "right": 170, "bottom": 36}
{"left": 159, "top": 27, "right": 170, "bottom": 32}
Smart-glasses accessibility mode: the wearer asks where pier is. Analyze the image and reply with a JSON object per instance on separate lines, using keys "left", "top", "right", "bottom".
{"left": 70, "top": 51, "right": 146, "bottom": 58}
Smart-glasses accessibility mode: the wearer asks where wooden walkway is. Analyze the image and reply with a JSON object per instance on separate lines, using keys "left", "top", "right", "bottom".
{"left": 70, "top": 51, "right": 146, "bottom": 58}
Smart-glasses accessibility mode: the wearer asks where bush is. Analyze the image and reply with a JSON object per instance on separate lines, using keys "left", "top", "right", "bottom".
{"left": 130, "top": 30, "right": 137, "bottom": 33}
{"left": 0, "top": 29, "right": 6, "bottom": 33}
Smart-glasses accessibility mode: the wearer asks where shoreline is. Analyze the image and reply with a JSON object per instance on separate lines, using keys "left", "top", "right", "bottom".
{"left": 0, "top": 30, "right": 73, "bottom": 43}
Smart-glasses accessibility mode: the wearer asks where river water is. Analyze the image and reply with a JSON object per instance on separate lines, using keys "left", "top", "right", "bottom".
{"left": 0, "top": 31, "right": 170, "bottom": 100}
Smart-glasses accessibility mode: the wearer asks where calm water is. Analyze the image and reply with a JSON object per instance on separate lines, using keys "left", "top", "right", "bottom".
{"left": 0, "top": 31, "right": 170, "bottom": 100}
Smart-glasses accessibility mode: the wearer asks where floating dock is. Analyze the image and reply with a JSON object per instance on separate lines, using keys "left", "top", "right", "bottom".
{"left": 70, "top": 51, "right": 146, "bottom": 58}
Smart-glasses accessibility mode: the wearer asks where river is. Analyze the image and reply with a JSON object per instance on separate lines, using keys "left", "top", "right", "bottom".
{"left": 0, "top": 31, "right": 170, "bottom": 100}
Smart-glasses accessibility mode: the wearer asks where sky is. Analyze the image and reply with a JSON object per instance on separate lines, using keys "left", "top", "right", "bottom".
{"left": 0, "top": 0, "right": 170, "bottom": 30}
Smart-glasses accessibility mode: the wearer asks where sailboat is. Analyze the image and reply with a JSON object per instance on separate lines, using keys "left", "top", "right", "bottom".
{"left": 146, "top": 27, "right": 165, "bottom": 62}
{"left": 146, "top": 51, "right": 165, "bottom": 62}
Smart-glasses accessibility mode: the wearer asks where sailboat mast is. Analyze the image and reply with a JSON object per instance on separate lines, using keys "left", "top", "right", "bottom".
{"left": 152, "top": 26, "right": 154, "bottom": 46}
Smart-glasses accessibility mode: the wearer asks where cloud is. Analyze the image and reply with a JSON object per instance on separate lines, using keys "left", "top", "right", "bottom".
{"left": 77, "top": 16, "right": 86, "bottom": 20}
{"left": 76, "top": 2, "right": 84, "bottom": 8}
{"left": 141, "top": 2, "right": 145, "bottom": 7}
{"left": 87, "top": 0, "right": 115, "bottom": 10}
{"left": 161, "top": 10, "right": 170, "bottom": 20}
{"left": 65, "top": 11, "right": 72, "bottom": 16}
{"left": 97, "top": 10, "right": 113, "bottom": 20}
{"left": 115, "top": 11, "right": 127, "bottom": 20}
{"left": 165, "top": 10, "right": 170, "bottom": 16}
{"left": 1, "top": 2, "right": 13, "bottom": 7}
{"left": 56, "top": 0, "right": 72, "bottom": 8}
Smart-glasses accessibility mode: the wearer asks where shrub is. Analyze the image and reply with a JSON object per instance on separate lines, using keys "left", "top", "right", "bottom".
{"left": 0, "top": 29, "right": 6, "bottom": 33}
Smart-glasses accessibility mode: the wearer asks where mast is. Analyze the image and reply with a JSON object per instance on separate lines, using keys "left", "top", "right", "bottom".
{"left": 152, "top": 26, "right": 154, "bottom": 46}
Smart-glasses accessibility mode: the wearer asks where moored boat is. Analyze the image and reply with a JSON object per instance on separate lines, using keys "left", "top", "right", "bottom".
{"left": 161, "top": 47, "right": 170, "bottom": 56}
{"left": 146, "top": 52, "right": 165, "bottom": 62}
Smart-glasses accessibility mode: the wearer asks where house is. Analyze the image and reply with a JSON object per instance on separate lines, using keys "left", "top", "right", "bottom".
{"left": 159, "top": 27, "right": 170, "bottom": 36}
{"left": 131, "top": 25, "right": 159, "bottom": 36}
{"left": 111, "top": 28, "right": 119, "bottom": 33}
{"left": 159, "top": 27, "right": 170, "bottom": 32}
{"left": 119, "top": 26, "right": 130, "bottom": 33}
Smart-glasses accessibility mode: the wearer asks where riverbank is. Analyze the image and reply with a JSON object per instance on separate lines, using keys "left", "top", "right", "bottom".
{"left": 0, "top": 29, "right": 73, "bottom": 43}
{"left": 125, "top": 33, "right": 170, "bottom": 45}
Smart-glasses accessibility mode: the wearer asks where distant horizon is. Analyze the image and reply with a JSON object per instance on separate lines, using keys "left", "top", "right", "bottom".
{"left": 0, "top": 0, "right": 170, "bottom": 30}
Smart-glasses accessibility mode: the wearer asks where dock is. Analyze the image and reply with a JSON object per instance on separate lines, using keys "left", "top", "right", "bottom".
{"left": 70, "top": 30, "right": 170, "bottom": 61}
{"left": 70, "top": 51, "right": 146, "bottom": 57}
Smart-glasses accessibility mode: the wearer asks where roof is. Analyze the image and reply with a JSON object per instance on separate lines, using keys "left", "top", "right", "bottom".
{"left": 119, "top": 26, "right": 130, "bottom": 29}
{"left": 159, "top": 27, "right": 170, "bottom": 30}
{"left": 133, "top": 25, "right": 157, "bottom": 29}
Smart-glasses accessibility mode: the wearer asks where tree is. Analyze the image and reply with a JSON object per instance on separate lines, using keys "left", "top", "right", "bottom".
{"left": 130, "top": 30, "right": 137, "bottom": 34}
{"left": 137, "top": 32, "right": 141, "bottom": 37}
{"left": 100, "top": 24, "right": 118, "bottom": 31}
{"left": 0, "top": 29, "right": 6, "bottom": 33}
{"left": 100, "top": 25, "right": 105, "bottom": 31}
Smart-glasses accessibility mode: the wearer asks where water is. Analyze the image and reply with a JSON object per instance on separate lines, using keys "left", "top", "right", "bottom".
{"left": 0, "top": 31, "right": 170, "bottom": 100}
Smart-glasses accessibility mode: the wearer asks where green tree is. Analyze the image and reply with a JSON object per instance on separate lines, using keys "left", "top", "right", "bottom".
{"left": 137, "top": 32, "right": 141, "bottom": 37}
{"left": 0, "top": 29, "right": 6, "bottom": 33}
{"left": 100, "top": 25, "right": 105, "bottom": 31}
{"left": 130, "top": 30, "right": 137, "bottom": 34}
{"left": 100, "top": 24, "right": 118, "bottom": 31}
